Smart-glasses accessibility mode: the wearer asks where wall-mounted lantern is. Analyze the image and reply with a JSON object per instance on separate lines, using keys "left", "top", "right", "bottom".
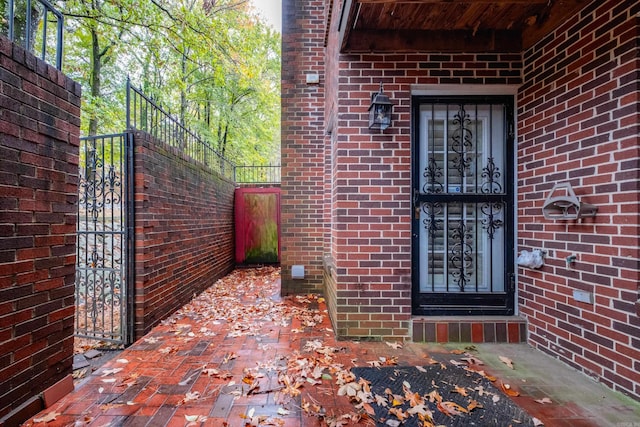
{"left": 368, "top": 82, "right": 393, "bottom": 131}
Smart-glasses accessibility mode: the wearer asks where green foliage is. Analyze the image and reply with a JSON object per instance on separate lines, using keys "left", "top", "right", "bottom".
{"left": 56, "top": 0, "right": 280, "bottom": 165}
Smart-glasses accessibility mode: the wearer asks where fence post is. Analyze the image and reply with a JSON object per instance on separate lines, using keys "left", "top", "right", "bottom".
{"left": 126, "top": 78, "right": 131, "bottom": 130}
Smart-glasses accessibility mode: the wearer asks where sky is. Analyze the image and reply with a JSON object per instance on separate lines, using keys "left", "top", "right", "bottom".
{"left": 250, "top": 0, "right": 282, "bottom": 32}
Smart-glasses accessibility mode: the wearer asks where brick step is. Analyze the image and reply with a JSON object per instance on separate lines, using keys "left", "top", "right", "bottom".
{"left": 412, "top": 316, "right": 527, "bottom": 343}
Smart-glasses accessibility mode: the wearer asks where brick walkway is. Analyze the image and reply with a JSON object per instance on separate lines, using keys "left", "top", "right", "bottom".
{"left": 24, "top": 267, "right": 640, "bottom": 426}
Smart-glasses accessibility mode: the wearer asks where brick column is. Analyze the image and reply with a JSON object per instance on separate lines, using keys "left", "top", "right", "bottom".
{"left": 281, "top": 0, "right": 326, "bottom": 295}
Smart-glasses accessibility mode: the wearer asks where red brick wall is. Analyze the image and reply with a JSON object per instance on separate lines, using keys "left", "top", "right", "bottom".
{"left": 325, "top": 52, "right": 522, "bottom": 340}
{"left": 517, "top": 0, "right": 640, "bottom": 399}
{"left": 133, "top": 132, "right": 235, "bottom": 338}
{"left": 286, "top": 0, "right": 523, "bottom": 339}
{"left": 281, "top": 0, "right": 327, "bottom": 295}
{"left": 286, "top": 0, "right": 640, "bottom": 398}
{"left": 0, "top": 36, "right": 81, "bottom": 419}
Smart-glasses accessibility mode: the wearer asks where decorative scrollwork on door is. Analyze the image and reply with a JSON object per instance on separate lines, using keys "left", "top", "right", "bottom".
{"left": 449, "top": 218, "right": 473, "bottom": 291}
{"left": 481, "top": 202, "right": 504, "bottom": 240}
{"left": 481, "top": 157, "right": 502, "bottom": 194}
{"left": 423, "top": 157, "right": 444, "bottom": 194}
{"left": 421, "top": 202, "right": 443, "bottom": 238}
{"left": 450, "top": 105, "right": 473, "bottom": 180}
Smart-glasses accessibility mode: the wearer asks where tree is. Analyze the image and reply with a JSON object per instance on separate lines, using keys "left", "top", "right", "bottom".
{"left": 56, "top": 0, "right": 280, "bottom": 164}
{"left": 1, "top": 0, "right": 41, "bottom": 48}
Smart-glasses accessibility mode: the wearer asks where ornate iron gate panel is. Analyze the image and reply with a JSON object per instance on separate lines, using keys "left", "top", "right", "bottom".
{"left": 75, "top": 133, "right": 134, "bottom": 345}
{"left": 412, "top": 97, "right": 515, "bottom": 315}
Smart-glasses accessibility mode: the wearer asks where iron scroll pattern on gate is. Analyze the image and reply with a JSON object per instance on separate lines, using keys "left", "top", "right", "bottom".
{"left": 76, "top": 137, "right": 125, "bottom": 343}
{"left": 420, "top": 104, "right": 505, "bottom": 292}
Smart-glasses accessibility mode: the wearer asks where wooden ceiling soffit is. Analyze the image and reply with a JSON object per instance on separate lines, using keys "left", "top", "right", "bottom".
{"left": 337, "top": 0, "right": 530, "bottom": 53}
{"left": 338, "top": 0, "right": 356, "bottom": 52}
{"left": 343, "top": 28, "right": 521, "bottom": 52}
{"left": 338, "top": 0, "right": 590, "bottom": 53}
{"left": 356, "top": 0, "right": 548, "bottom": 3}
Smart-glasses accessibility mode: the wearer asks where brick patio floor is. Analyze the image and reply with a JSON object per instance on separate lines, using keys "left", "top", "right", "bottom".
{"left": 24, "top": 267, "right": 640, "bottom": 427}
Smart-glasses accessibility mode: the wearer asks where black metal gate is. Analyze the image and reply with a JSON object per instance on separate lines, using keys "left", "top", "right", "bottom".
{"left": 412, "top": 96, "right": 515, "bottom": 315}
{"left": 75, "top": 133, "right": 134, "bottom": 346}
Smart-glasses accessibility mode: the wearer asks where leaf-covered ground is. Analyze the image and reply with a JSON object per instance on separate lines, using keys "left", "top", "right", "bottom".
{"left": 29, "top": 267, "right": 543, "bottom": 427}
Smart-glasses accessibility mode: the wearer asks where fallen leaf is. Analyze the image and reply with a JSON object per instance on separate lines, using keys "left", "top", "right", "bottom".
{"left": 116, "top": 358, "right": 129, "bottom": 364}
{"left": 222, "top": 352, "right": 237, "bottom": 364}
{"left": 474, "top": 386, "right": 486, "bottom": 396}
{"left": 203, "top": 367, "right": 218, "bottom": 375}
{"left": 423, "top": 356, "right": 439, "bottom": 365}
{"left": 33, "top": 411, "right": 60, "bottom": 423}
{"left": 338, "top": 381, "right": 361, "bottom": 397}
{"left": 277, "top": 408, "right": 290, "bottom": 416}
{"left": 452, "top": 385, "right": 468, "bottom": 396}
{"left": 426, "top": 389, "right": 442, "bottom": 403}
{"left": 80, "top": 415, "right": 94, "bottom": 423}
{"left": 405, "top": 390, "right": 422, "bottom": 407}
{"left": 407, "top": 403, "right": 431, "bottom": 417}
{"left": 532, "top": 417, "right": 544, "bottom": 426}
{"left": 415, "top": 365, "right": 427, "bottom": 373}
{"left": 437, "top": 401, "right": 467, "bottom": 417}
{"left": 535, "top": 397, "right": 552, "bottom": 404}
{"left": 450, "top": 349, "right": 466, "bottom": 355}
{"left": 461, "top": 356, "right": 484, "bottom": 365}
{"left": 386, "top": 341, "right": 403, "bottom": 350}
{"left": 467, "top": 399, "right": 482, "bottom": 412}
{"left": 101, "top": 368, "right": 123, "bottom": 376}
{"left": 499, "top": 356, "right": 514, "bottom": 369}
{"left": 159, "top": 347, "right": 176, "bottom": 354}
{"left": 180, "top": 391, "right": 201, "bottom": 404}
{"left": 374, "top": 394, "right": 388, "bottom": 407}
{"left": 243, "top": 407, "right": 255, "bottom": 420}
{"left": 500, "top": 381, "right": 520, "bottom": 397}
{"left": 388, "top": 407, "right": 408, "bottom": 421}
{"left": 72, "top": 368, "right": 87, "bottom": 379}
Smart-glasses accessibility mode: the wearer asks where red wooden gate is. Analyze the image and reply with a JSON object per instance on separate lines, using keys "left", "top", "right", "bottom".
{"left": 235, "top": 187, "right": 281, "bottom": 264}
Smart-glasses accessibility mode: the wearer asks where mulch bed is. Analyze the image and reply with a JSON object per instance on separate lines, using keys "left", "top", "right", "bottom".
{"left": 351, "top": 364, "right": 537, "bottom": 426}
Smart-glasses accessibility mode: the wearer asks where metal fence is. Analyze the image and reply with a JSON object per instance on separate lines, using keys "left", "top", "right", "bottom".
{"left": 126, "top": 80, "right": 236, "bottom": 180}
{"left": 234, "top": 164, "right": 281, "bottom": 184}
{"left": 1, "top": 0, "right": 64, "bottom": 69}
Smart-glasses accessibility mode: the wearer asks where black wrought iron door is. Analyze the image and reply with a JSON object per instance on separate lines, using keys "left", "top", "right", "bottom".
{"left": 412, "top": 96, "right": 514, "bottom": 315}
{"left": 75, "top": 133, "right": 134, "bottom": 345}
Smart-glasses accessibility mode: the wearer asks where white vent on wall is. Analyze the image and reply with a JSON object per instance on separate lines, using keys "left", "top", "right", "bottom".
{"left": 292, "top": 265, "right": 305, "bottom": 279}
